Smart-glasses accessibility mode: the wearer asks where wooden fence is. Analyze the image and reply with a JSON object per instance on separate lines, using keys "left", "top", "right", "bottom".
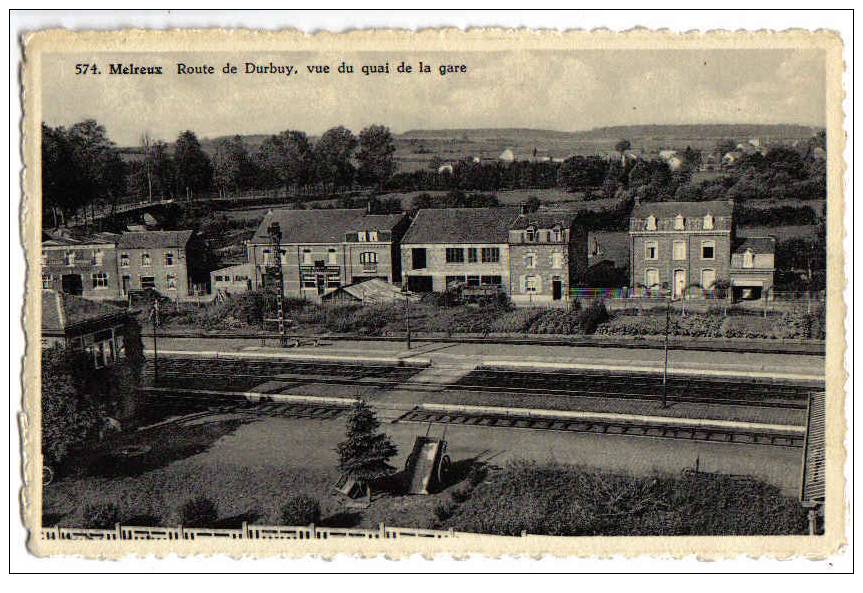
{"left": 41, "top": 522, "right": 459, "bottom": 541}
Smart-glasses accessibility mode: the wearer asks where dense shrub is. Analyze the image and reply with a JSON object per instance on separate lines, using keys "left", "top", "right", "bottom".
{"left": 280, "top": 494, "right": 322, "bottom": 526}
{"left": 82, "top": 502, "right": 121, "bottom": 529}
{"left": 595, "top": 312, "right": 724, "bottom": 338}
{"left": 178, "top": 496, "right": 218, "bottom": 527}
{"left": 442, "top": 461, "right": 808, "bottom": 536}
{"left": 322, "top": 304, "right": 401, "bottom": 335}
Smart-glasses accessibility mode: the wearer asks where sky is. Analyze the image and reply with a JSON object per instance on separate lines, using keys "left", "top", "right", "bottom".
{"left": 40, "top": 49, "right": 826, "bottom": 146}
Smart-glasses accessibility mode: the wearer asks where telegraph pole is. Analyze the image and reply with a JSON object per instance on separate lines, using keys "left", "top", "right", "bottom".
{"left": 267, "top": 222, "right": 288, "bottom": 347}
{"left": 403, "top": 288, "right": 412, "bottom": 350}
{"left": 151, "top": 299, "right": 160, "bottom": 385}
{"left": 662, "top": 292, "right": 671, "bottom": 408}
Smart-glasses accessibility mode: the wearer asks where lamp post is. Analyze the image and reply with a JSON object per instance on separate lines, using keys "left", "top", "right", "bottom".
{"left": 402, "top": 287, "right": 412, "bottom": 350}
{"left": 150, "top": 299, "right": 160, "bottom": 386}
{"left": 649, "top": 282, "right": 672, "bottom": 409}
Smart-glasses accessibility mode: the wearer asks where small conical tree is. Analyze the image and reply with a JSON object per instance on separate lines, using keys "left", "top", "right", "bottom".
{"left": 336, "top": 400, "right": 398, "bottom": 496}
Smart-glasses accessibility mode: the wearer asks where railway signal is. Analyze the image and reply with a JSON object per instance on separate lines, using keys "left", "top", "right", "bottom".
{"left": 267, "top": 222, "right": 289, "bottom": 348}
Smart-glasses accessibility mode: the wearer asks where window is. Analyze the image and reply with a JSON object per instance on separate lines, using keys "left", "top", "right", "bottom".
{"left": 328, "top": 248, "right": 338, "bottom": 265}
{"left": 552, "top": 252, "right": 564, "bottom": 269}
{"left": 645, "top": 268, "right": 660, "bottom": 290}
{"left": 467, "top": 248, "right": 478, "bottom": 263}
{"left": 164, "top": 252, "right": 174, "bottom": 267}
{"left": 674, "top": 214, "right": 685, "bottom": 230}
{"left": 166, "top": 273, "right": 177, "bottom": 290}
{"left": 326, "top": 269, "right": 341, "bottom": 288}
{"left": 703, "top": 213, "right": 714, "bottom": 230}
{"left": 552, "top": 228, "right": 562, "bottom": 242}
{"left": 673, "top": 240, "right": 686, "bottom": 261}
{"left": 41, "top": 273, "right": 52, "bottom": 289}
{"left": 120, "top": 253, "right": 130, "bottom": 268}
{"left": 357, "top": 231, "right": 367, "bottom": 242}
{"left": 481, "top": 275, "right": 502, "bottom": 286}
{"left": 360, "top": 252, "right": 378, "bottom": 271}
{"left": 411, "top": 248, "right": 427, "bottom": 270}
{"left": 91, "top": 272, "right": 109, "bottom": 289}
{"left": 481, "top": 247, "right": 500, "bottom": 263}
{"left": 41, "top": 253, "right": 48, "bottom": 267}
{"left": 525, "top": 275, "right": 539, "bottom": 293}
{"left": 89, "top": 330, "right": 115, "bottom": 369}
{"left": 701, "top": 241, "right": 715, "bottom": 260}
{"left": 645, "top": 215, "right": 657, "bottom": 231}
{"left": 279, "top": 249, "right": 288, "bottom": 264}
{"left": 141, "top": 252, "right": 151, "bottom": 267}
{"left": 702, "top": 269, "right": 716, "bottom": 290}
{"left": 445, "top": 275, "right": 466, "bottom": 287}
{"left": 525, "top": 253, "right": 536, "bottom": 269}
{"left": 234, "top": 275, "right": 247, "bottom": 282}
{"left": 445, "top": 248, "right": 464, "bottom": 263}
{"left": 526, "top": 227, "right": 535, "bottom": 242}
{"left": 644, "top": 241, "right": 658, "bottom": 261}
{"left": 743, "top": 249, "right": 754, "bottom": 269}
{"left": 92, "top": 250, "right": 104, "bottom": 266}
{"left": 141, "top": 276, "right": 155, "bottom": 290}
{"left": 262, "top": 249, "right": 272, "bottom": 265}
{"left": 302, "top": 249, "right": 313, "bottom": 265}
{"left": 64, "top": 251, "right": 76, "bottom": 266}
{"left": 368, "top": 231, "right": 379, "bottom": 242}
{"left": 466, "top": 275, "right": 480, "bottom": 287}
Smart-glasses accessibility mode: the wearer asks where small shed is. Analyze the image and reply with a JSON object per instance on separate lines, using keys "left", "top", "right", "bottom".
{"left": 321, "top": 278, "right": 417, "bottom": 304}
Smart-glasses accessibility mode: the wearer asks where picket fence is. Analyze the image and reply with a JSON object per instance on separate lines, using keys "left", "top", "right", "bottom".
{"left": 41, "top": 522, "right": 458, "bottom": 542}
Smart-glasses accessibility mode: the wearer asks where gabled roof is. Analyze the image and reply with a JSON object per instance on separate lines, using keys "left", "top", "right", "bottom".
{"left": 42, "top": 231, "right": 119, "bottom": 249}
{"left": 116, "top": 230, "right": 194, "bottom": 250}
{"left": 631, "top": 199, "right": 734, "bottom": 220}
{"left": 42, "top": 290, "right": 127, "bottom": 335}
{"left": 402, "top": 207, "right": 520, "bottom": 244}
{"left": 251, "top": 209, "right": 405, "bottom": 244}
{"left": 509, "top": 211, "right": 577, "bottom": 230}
{"left": 323, "top": 278, "right": 415, "bottom": 303}
{"left": 734, "top": 236, "right": 775, "bottom": 254}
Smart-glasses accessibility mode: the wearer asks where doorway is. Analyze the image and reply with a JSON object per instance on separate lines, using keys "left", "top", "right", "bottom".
{"left": 673, "top": 269, "right": 686, "bottom": 299}
{"left": 122, "top": 275, "right": 131, "bottom": 296}
{"left": 61, "top": 274, "right": 83, "bottom": 295}
{"left": 552, "top": 277, "right": 563, "bottom": 301}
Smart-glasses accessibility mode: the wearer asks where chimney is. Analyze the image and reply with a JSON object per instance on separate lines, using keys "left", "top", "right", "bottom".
{"left": 520, "top": 201, "right": 528, "bottom": 215}
{"left": 367, "top": 200, "right": 373, "bottom": 214}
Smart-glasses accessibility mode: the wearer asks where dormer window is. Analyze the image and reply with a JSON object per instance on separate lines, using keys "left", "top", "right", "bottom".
{"left": 368, "top": 231, "right": 378, "bottom": 242}
{"left": 552, "top": 227, "right": 561, "bottom": 242}
{"left": 526, "top": 227, "right": 536, "bottom": 242}
{"left": 645, "top": 215, "right": 657, "bottom": 231}
{"left": 674, "top": 214, "right": 685, "bottom": 230}
{"left": 703, "top": 213, "right": 714, "bottom": 230}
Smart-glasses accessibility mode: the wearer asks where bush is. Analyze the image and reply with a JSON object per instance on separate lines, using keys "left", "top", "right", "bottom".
{"left": 82, "top": 502, "right": 121, "bottom": 529}
{"left": 178, "top": 496, "right": 218, "bottom": 527}
{"left": 466, "top": 464, "right": 489, "bottom": 488}
{"left": 280, "top": 495, "right": 321, "bottom": 526}
{"left": 433, "top": 501, "right": 456, "bottom": 522}
{"left": 450, "top": 487, "right": 472, "bottom": 504}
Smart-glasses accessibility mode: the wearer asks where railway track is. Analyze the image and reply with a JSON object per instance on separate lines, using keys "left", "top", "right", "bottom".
{"left": 145, "top": 357, "right": 815, "bottom": 410}
{"left": 394, "top": 407, "right": 806, "bottom": 449}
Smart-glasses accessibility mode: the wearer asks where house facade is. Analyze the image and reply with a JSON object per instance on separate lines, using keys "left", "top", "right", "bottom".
{"left": 629, "top": 199, "right": 775, "bottom": 300}
{"left": 508, "top": 212, "right": 588, "bottom": 305}
{"left": 246, "top": 209, "right": 410, "bottom": 298}
{"left": 42, "top": 233, "right": 121, "bottom": 300}
{"left": 400, "top": 207, "right": 519, "bottom": 294}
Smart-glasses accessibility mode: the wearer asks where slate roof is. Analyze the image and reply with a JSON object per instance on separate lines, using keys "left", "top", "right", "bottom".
{"left": 42, "top": 290, "right": 127, "bottom": 335}
{"left": 509, "top": 211, "right": 577, "bottom": 230}
{"left": 42, "top": 232, "right": 119, "bottom": 248}
{"left": 734, "top": 236, "right": 776, "bottom": 254}
{"left": 251, "top": 209, "right": 405, "bottom": 244}
{"left": 631, "top": 199, "right": 734, "bottom": 220}
{"left": 322, "top": 278, "right": 416, "bottom": 304}
{"left": 116, "top": 230, "right": 194, "bottom": 250}
{"left": 402, "top": 207, "right": 520, "bottom": 244}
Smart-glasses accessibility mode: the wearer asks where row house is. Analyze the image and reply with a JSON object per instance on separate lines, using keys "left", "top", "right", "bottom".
{"left": 400, "top": 207, "right": 519, "bottom": 294}
{"left": 246, "top": 209, "right": 410, "bottom": 298}
{"left": 508, "top": 212, "right": 587, "bottom": 304}
{"left": 629, "top": 199, "right": 775, "bottom": 300}
{"left": 41, "top": 229, "right": 206, "bottom": 300}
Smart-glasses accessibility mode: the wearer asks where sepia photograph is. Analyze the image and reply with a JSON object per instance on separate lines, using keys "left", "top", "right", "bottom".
{"left": 17, "top": 25, "right": 847, "bottom": 561}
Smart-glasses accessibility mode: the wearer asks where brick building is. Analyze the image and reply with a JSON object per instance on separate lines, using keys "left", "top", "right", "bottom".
{"left": 116, "top": 230, "right": 206, "bottom": 298}
{"left": 400, "top": 207, "right": 519, "bottom": 293}
{"left": 42, "top": 232, "right": 121, "bottom": 300}
{"left": 246, "top": 209, "right": 410, "bottom": 298}
{"left": 508, "top": 211, "right": 587, "bottom": 305}
{"left": 629, "top": 199, "right": 775, "bottom": 300}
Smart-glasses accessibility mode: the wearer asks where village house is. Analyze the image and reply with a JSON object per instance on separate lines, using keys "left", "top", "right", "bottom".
{"left": 400, "top": 207, "right": 519, "bottom": 294}
{"left": 507, "top": 211, "right": 587, "bottom": 305}
{"left": 210, "top": 262, "right": 253, "bottom": 296}
{"left": 42, "top": 229, "right": 207, "bottom": 300}
{"left": 115, "top": 230, "right": 207, "bottom": 298}
{"left": 246, "top": 209, "right": 410, "bottom": 298}
{"left": 41, "top": 232, "right": 121, "bottom": 300}
{"left": 628, "top": 199, "right": 775, "bottom": 301}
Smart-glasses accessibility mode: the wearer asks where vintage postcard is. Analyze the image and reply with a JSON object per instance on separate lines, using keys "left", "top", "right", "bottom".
{"left": 19, "top": 27, "right": 846, "bottom": 560}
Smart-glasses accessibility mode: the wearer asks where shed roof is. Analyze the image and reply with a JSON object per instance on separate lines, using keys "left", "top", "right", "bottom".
{"left": 116, "top": 230, "right": 194, "bottom": 249}
{"left": 251, "top": 209, "right": 405, "bottom": 244}
{"left": 402, "top": 207, "right": 520, "bottom": 244}
{"left": 42, "top": 290, "right": 127, "bottom": 335}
